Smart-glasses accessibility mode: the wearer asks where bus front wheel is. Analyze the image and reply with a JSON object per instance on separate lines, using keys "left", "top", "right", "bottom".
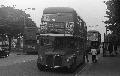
{"left": 37, "top": 63, "right": 46, "bottom": 71}
{"left": 68, "top": 57, "right": 77, "bottom": 73}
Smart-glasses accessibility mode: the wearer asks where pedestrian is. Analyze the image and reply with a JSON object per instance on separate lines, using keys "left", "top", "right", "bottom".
{"left": 85, "top": 47, "right": 90, "bottom": 62}
{"left": 91, "top": 46, "right": 97, "bottom": 63}
{"left": 103, "top": 42, "right": 106, "bottom": 57}
{"left": 108, "top": 42, "right": 113, "bottom": 56}
{"left": 114, "top": 43, "right": 118, "bottom": 55}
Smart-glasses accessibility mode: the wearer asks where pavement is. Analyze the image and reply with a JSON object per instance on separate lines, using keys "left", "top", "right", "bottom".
{"left": 76, "top": 52, "right": 120, "bottom": 76}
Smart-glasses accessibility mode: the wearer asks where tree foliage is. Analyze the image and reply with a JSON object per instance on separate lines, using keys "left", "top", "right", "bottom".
{"left": 104, "top": 0, "right": 120, "bottom": 35}
{"left": 0, "top": 6, "right": 37, "bottom": 37}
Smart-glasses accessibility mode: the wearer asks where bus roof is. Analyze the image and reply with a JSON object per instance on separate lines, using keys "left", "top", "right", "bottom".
{"left": 43, "top": 7, "right": 75, "bottom": 14}
{"left": 40, "top": 34, "right": 73, "bottom": 37}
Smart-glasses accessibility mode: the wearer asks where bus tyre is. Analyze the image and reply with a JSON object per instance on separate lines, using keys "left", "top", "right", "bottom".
{"left": 69, "top": 57, "right": 77, "bottom": 73}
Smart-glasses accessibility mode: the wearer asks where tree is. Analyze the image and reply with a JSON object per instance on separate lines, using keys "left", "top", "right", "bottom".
{"left": 104, "top": 0, "right": 120, "bottom": 35}
{"left": 0, "top": 6, "right": 37, "bottom": 37}
{"left": 0, "top": 6, "right": 37, "bottom": 50}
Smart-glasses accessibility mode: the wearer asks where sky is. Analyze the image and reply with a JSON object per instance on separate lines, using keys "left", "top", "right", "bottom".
{"left": 0, "top": 0, "right": 108, "bottom": 41}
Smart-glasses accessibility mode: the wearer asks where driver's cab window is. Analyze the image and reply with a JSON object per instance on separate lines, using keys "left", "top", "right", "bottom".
{"left": 40, "top": 36, "right": 54, "bottom": 48}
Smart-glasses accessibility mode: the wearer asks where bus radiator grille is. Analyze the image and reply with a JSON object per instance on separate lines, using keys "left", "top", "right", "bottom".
{"left": 46, "top": 55, "right": 54, "bottom": 67}
{"left": 54, "top": 56, "right": 62, "bottom": 66}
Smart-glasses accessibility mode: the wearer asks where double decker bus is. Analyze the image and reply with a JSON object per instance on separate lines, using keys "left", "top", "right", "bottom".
{"left": 37, "top": 7, "right": 87, "bottom": 72}
{"left": 23, "top": 27, "right": 38, "bottom": 54}
{"left": 87, "top": 30, "right": 101, "bottom": 54}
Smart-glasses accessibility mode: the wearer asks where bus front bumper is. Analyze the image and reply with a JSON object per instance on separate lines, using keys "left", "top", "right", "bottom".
{"left": 37, "top": 62, "right": 68, "bottom": 71}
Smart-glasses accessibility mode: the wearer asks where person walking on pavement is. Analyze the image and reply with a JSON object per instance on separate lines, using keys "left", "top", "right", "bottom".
{"left": 85, "top": 47, "right": 90, "bottom": 62}
{"left": 91, "top": 46, "right": 97, "bottom": 63}
{"left": 108, "top": 42, "right": 113, "bottom": 56}
{"left": 114, "top": 43, "right": 118, "bottom": 55}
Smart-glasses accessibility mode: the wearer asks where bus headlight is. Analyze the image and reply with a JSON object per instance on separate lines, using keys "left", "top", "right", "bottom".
{"left": 66, "top": 57, "right": 72, "bottom": 62}
{"left": 66, "top": 54, "right": 75, "bottom": 62}
{"left": 66, "top": 58, "right": 70, "bottom": 62}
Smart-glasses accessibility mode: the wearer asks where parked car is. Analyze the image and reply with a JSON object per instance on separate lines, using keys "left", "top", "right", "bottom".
{"left": 0, "top": 44, "right": 10, "bottom": 58}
